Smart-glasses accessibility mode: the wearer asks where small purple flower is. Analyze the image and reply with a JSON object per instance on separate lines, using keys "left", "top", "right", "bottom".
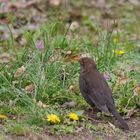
{"left": 36, "top": 40, "right": 44, "bottom": 50}
{"left": 103, "top": 71, "right": 110, "bottom": 81}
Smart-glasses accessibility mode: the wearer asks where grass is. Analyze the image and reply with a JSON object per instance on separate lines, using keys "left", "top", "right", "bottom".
{"left": 0, "top": 5, "right": 140, "bottom": 136}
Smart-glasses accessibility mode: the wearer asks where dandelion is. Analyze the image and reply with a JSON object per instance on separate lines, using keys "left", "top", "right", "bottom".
{"left": 36, "top": 40, "right": 44, "bottom": 50}
{"left": 47, "top": 114, "right": 60, "bottom": 124}
{"left": 0, "top": 114, "right": 8, "bottom": 119}
{"left": 113, "top": 37, "right": 119, "bottom": 44}
{"left": 113, "top": 50, "right": 125, "bottom": 56}
{"left": 68, "top": 113, "right": 79, "bottom": 121}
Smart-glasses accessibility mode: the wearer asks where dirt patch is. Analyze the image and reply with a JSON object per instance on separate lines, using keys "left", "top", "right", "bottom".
{"left": 1, "top": 115, "right": 140, "bottom": 140}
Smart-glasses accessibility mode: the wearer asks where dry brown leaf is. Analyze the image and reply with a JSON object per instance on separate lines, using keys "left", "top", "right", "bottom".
{"left": 66, "top": 55, "right": 80, "bottom": 62}
{"left": 62, "top": 101, "right": 76, "bottom": 108}
{"left": 68, "top": 10, "right": 82, "bottom": 21}
{"left": 37, "top": 101, "right": 47, "bottom": 108}
{"left": 25, "top": 84, "right": 35, "bottom": 93}
{"left": 69, "top": 85, "right": 78, "bottom": 92}
{"left": 113, "top": 70, "right": 125, "bottom": 77}
{"left": 9, "top": 0, "right": 38, "bottom": 9}
{"left": 0, "top": 53, "right": 10, "bottom": 63}
{"left": 126, "top": 109, "right": 135, "bottom": 118}
{"left": 49, "top": 0, "right": 61, "bottom": 7}
{"left": 118, "top": 77, "right": 130, "bottom": 85}
{"left": 133, "top": 85, "right": 140, "bottom": 96}
{"left": 69, "top": 85, "right": 75, "bottom": 91}
{"left": 49, "top": 48, "right": 62, "bottom": 63}
{"left": 0, "top": 0, "right": 39, "bottom": 14}
{"left": 108, "top": 122, "right": 116, "bottom": 130}
{"left": 14, "top": 65, "right": 26, "bottom": 79}
{"left": 65, "top": 50, "right": 72, "bottom": 56}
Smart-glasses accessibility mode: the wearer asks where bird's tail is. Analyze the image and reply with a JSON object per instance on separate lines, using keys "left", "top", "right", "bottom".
{"left": 110, "top": 109, "right": 129, "bottom": 130}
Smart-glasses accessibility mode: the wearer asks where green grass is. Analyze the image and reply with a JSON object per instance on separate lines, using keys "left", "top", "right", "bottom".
{"left": 0, "top": 16, "right": 140, "bottom": 135}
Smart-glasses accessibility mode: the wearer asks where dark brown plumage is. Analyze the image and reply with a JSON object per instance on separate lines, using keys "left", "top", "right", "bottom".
{"left": 79, "top": 57, "right": 129, "bottom": 130}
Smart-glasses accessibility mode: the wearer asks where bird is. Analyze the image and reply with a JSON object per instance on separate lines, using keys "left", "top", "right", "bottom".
{"left": 79, "top": 56, "right": 129, "bottom": 130}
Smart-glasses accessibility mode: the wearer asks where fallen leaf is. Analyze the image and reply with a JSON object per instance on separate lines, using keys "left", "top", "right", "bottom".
{"left": 75, "top": 126, "right": 84, "bottom": 133}
{"left": 0, "top": 0, "right": 39, "bottom": 13}
{"left": 49, "top": 0, "right": 61, "bottom": 7}
{"left": 49, "top": 48, "right": 62, "bottom": 62}
{"left": 25, "top": 84, "right": 35, "bottom": 93}
{"left": 14, "top": 65, "right": 26, "bottom": 79}
{"left": 108, "top": 122, "right": 116, "bottom": 130}
{"left": 37, "top": 101, "right": 47, "bottom": 108}
{"left": 113, "top": 70, "right": 125, "bottom": 77}
{"left": 62, "top": 101, "right": 76, "bottom": 108}
{"left": 68, "top": 10, "right": 82, "bottom": 22}
{"left": 133, "top": 85, "right": 140, "bottom": 96}
{"left": 66, "top": 55, "right": 80, "bottom": 62}
{"left": 118, "top": 77, "right": 130, "bottom": 85}
{"left": 0, "top": 53, "right": 10, "bottom": 63}
{"left": 65, "top": 50, "right": 72, "bottom": 56}
{"left": 70, "top": 21, "right": 79, "bottom": 31}
{"left": 8, "top": 114, "right": 17, "bottom": 120}
{"left": 126, "top": 109, "right": 135, "bottom": 118}
{"left": 9, "top": 0, "right": 38, "bottom": 10}
{"left": 69, "top": 85, "right": 75, "bottom": 91}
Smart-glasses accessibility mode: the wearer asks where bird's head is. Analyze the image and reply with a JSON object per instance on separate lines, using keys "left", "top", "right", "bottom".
{"left": 79, "top": 57, "right": 97, "bottom": 70}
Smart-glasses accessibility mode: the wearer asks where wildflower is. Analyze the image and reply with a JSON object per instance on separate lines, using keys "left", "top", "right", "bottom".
{"left": 36, "top": 40, "right": 44, "bottom": 49}
{"left": 113, "top": 37, "right": 119, "bottom": 44}
{"left": 47, "top": 114, "right": 60, "bottom": 124}
{"left": 113, "top": 50, "right": 125, "bottom": 56}
{"left": 0, "top": 114, "right": 8, "bottom": 119}
{"left": 103, "top": 71, "right": 110, "bottom": 81}
{"left": 68, "top": 113, "right": 79, "bottom": 121}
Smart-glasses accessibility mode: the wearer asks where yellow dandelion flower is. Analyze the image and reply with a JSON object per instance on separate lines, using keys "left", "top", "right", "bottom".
{"left": 68, "top": 113, "right": 79, "bottom": 121}
{"left": 113, "top": 50, "right": 125, "bottom": 56}
{"left": 113, "top": 37, "right": 119, "bottom": 44}
{"left": 0, "top": 114, "right": 8, "bottom": 119}
{"left": 47, "top": 114, "right": 60, "bottom": 124}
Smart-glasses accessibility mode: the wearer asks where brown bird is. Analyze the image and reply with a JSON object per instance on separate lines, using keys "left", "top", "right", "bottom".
{"left": 79, "top": 57, "right": 129, "bottom": 130}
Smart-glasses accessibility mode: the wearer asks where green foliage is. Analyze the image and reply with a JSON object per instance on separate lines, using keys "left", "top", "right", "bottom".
{"left": 0, "top": 20, "right": 140, "bottom": 135}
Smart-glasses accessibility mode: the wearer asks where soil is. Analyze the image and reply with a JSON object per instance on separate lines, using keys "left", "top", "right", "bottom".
{"left": 1, "top": 112, "right": 140, "bottom": 140}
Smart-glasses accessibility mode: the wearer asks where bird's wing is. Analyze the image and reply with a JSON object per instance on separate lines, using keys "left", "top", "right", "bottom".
{"left": 79, "top": 75, "right": 95, "bottom": 107}
{"left": 84, "top": 73, "right": 110, "bottom": 113}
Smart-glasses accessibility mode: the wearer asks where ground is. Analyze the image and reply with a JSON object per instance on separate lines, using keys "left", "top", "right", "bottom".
{"left": 0, "top": 0, "right": 140, "bottom": 140}
{"left": 1, "top": 116, "right": 140, "bottom": 140}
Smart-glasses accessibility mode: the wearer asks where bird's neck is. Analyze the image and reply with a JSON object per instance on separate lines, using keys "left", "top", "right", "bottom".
{"left": 81, "top": 67, "right": 98, "bottom": 74}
